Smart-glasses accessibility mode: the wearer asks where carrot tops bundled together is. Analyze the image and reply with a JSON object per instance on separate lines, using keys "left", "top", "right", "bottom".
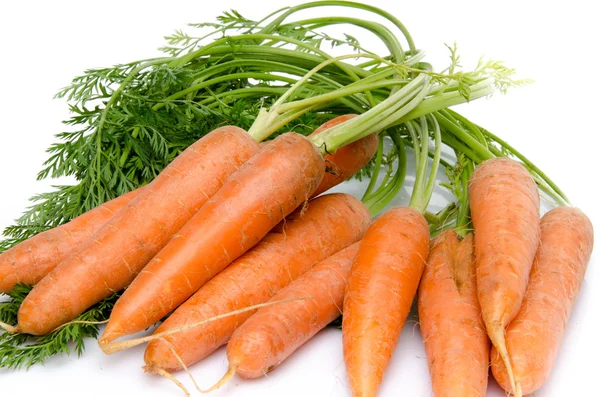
{"left": 0, "top": 3, "right": 593, "bottom": 397}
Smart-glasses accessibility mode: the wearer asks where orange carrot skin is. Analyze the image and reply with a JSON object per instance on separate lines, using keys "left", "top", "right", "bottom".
{"left": 143, "top": 193, "right": 369, "bottom": 371}
{"left": 469, "top": 158, "right": 540, "bottom": 339}
{"left": 17, "top": 126, "right": 259, "bottom": 335}
{"left": 101, "top": 132, "right": 325, "bottom": 343}
{"left": 309, "top": 114, "right": 379, "bottom": 197}
{"left": 228, "top": 241, "right": 361, "bottom": 379}
{"left": 491, "top": 207, "right": 594, "bottom": 395}
{"left": 343, "top": 207, "right": 430, "bottom": 397}
{"left": 0, "top": 188, "right": 141, "bottom": 293}
{"left": 418, "top": 231, "right": 489, "bottom": 397}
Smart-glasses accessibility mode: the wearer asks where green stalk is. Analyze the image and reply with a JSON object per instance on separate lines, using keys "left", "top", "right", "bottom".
{"left": 361, "top": 136, "right": 385, "bottom": 199}
{"left": 422, "top": 115, "right": 443, "bottom": 208}
{"left": 152, "top": 72, "right": 298, "bottom": 111}
{"left": 247, "top": 53, "right": 410, "bottom": 141}
{"left": 278, "top": 17, "right": 405, "bottom": 63}
{"left": 362, "top": 129, "right": 407, "bottom": 216}
{"left": 454, "top": 160, "right": 474, "bottom": 237}
{"left": 259, "top": 1, "right": 416, "bottom": 55}
{"left": 310, "top": 74, "right": 431, "bottom": 151}
{"left": 170, "top": 33, "right": 368, "bottom": 82}
{"left": 435, "top": 110, "right": 494, "bottom": 161}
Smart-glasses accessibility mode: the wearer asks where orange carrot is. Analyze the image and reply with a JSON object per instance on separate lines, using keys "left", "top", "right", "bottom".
{"left": 418, "top": 230, "right": 489, "bottom": 397}
{"left": 225, "top": 241, "right": 360, "bottom": 381}
{"left": 15, "top": 126, "right": 260, "bottom": 335}
{"left": 343, "top": 207, "right": 430, "bottom": 397}
{"left": 468, "top": 157, "right": 540, "bottom": 394}
{"left": 100, "top": 132, "right": 324, "bottom": 344}
{"left": 309, "top": 114, "right": 378, "bottom": 197}
{"left": 142, "top": 193, "right": 369, "bottom": 371}
{"left": 491, "top": 207, "right": 593, "bottom": 396}
{"left": 0, "top": 188, "right": 141, "bottom": 293}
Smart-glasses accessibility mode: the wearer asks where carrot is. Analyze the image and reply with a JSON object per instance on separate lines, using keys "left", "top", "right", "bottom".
{"left": 417, "top": 230, "right": 490, "bottom": 397}
{"left": 141, "top": 193, "right": 369, "bottom": 371}
{"left": 14, "top": 126, "right": 260, "bottom": 335}
{"left": 309, "top": 114, "right": 379, "bottom": 197}
{"left": 490, "top": 207, "right": 593, "bottom": 396}
{"left": 257, "top": 115, "right": 378, "bottom": 198}
{"left": 468, "top": 157, "right": 541, "bottom": 394}
{"left": 340, "top": 111, "right": 442, "bottom": 397}
{"left": 342, "top": 207, "right": 430, "bottom": 397}
{"left": 99, "top": 132, "right": 324, "bottom": 344}
{"left": 0, "top": 188, "right": 141, "bottom": 293}
{"left": 224, "top": 241, "right": 360, "bottom": 382}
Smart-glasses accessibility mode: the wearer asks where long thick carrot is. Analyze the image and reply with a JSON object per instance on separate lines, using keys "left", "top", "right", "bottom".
{"left": 468, "top": 157, "right": 541, "bottom": 394}
{"left": 100, "top": 132, "right": 324, "bottom": 344}
{"left": 225, "top": 242, "right": 360, "bottom": 381}
{"left": 15, "top": 126, "right": 260, "bottom": 335}
{"left": 418, "top": 230, "right": 489, "bottom": 397}
{"left": 0, "top": 188, "right": 141, "bottom": 293}
{"left": 342, "top": 207, "right": 430, "bottom": 397}
{"left": 142, "top": 193, "right": 369, "bottom": 371}
{"left": 491, "top": 207, "right": 593, "bottom": 396}
{"left": 309, "top": 114, "right": 378, "bottom": 197}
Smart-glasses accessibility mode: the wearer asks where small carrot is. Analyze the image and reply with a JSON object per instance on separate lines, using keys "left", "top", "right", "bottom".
{"left": 309, "top": 114, "right": 379, "bottom": 197}
{"left": 491, "top": 207, "right": 594, "bottom": 396}
{"left": 468, "top": 157, "right": 541, "bottom": 394}
{"left": 418, "top": 230, "right": 490, "bottom": 397}
{"left": 141, "top": 193, "right": 369, "bottom": 371}
{"left": 341, "top": 113, "right": 442, "bottom": 397}
{"left": 0, "top": 188, "right": 141, "bottom": 293}
{"left": 224, "top": 242, "right": 360, "bottom": 382}
{"left": 343, "top": 207, "right": 430, "bottom": 397}
{"left": 15, "top": 126, "right": 260, "bottom": 335}
{"left": 100, "top": 132, "right": 325, "bottom": 344}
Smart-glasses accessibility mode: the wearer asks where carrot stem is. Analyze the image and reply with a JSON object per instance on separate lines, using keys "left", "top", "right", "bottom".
{"left": 248, "top": 53, "right": 406, "bottom": 142}
{"left": 361, "top": 135, "right": 385, "bottom": 199}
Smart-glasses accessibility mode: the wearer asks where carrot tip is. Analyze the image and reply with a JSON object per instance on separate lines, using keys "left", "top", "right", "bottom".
{"left": 98, "top": 336, "right": 147, "bottom": 355}
{"left": 99, "top": 327, "right": 123, "bottom": 344}
{"left": 205, "top": 365, "right": 237, "bottom": 393}
{"left": 144, "top": 365, "right": 191, "bottom": 397}
{"left": 0, "top": 321, "right": 19, "bottom": 334}
{"left": 515, "top": 382, "right": 523, "bottom": 397}
{"left": 489, "top": 325, "right": 517, "bottom": 395}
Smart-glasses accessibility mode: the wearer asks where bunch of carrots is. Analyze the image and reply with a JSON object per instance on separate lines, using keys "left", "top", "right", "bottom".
{"left": 0, "top": 2, "right": 594, "bottom": 397}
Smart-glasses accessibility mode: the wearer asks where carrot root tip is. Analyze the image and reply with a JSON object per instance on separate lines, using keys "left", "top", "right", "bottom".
{"left": 98, "top": 336, "right": 148, "bottom": 355}
{"left": 206, "top": 365, "right": 238, "bottom": 393}
{"left": 515, "top": 382, "right": 523, "bottom": 397}
{"left": 0, "top": 321, "right": 19, "bottom": 333}
{"left": 489, "top": 325, "right": 517, "bottom": 395}
{"left": 144, "top": 365, "right": 191, "bottom": 397}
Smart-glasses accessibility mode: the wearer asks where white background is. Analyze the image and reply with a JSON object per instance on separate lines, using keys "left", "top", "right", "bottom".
{"left": 0, "top": 1, "right": 598, "bottom": 396}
